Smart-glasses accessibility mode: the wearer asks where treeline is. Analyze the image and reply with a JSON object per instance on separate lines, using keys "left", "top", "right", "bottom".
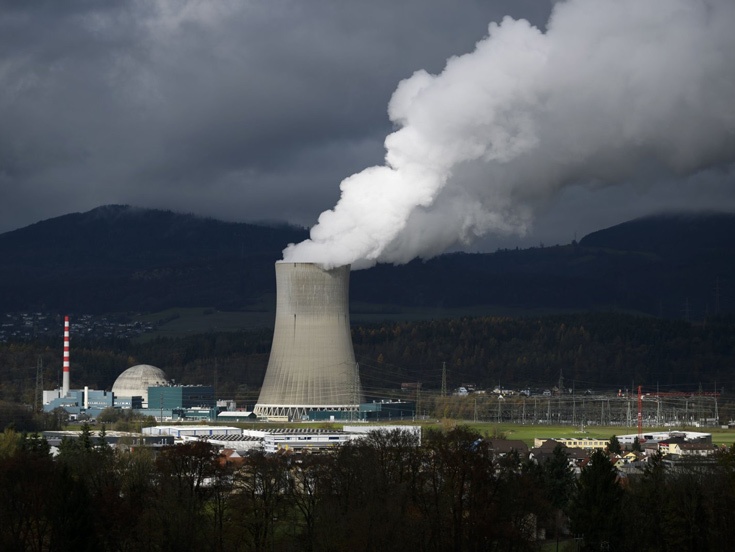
{"left": 1, "top": 312, "right": 734, "bottom": 407}
{"left": 2, "top": 425, "right": 735, "bottom": 551}
{"left": 353, "top": 312, "right": 735, "bottom": 392}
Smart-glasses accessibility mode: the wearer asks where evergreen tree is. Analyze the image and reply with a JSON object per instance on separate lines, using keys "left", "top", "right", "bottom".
{"left": 542, "top": 444, "right": 576, "bottom": 538}
{"left": 543, "top": 444, "right": 575, "bottom": 511}
{"left": 569, "top": 449, "right": 624, "bottom": 550}
{"left": 19, "top": 432, "right": 50, "bottom": 457}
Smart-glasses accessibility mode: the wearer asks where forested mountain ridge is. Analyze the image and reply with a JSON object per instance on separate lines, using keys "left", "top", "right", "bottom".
{"left": 352, "top": 211, "right": 735, "bottom": 318}
{"left": 0, "top": 205, "right": 308, "bottom": 312}
{"left": 580, "top": 211, "right": 735, "bottom": 258}
{"left": 0, "top": 206, "right": 733, "bottom": 318}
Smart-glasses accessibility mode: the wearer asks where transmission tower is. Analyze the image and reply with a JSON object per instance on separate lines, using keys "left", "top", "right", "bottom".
{"left": 352, "top": 363, "right": 360, "bottom": 421}
{"left": 441, "top": 362, "right": 447, "bottom": 397}
{"left": 35, "top": 356, "right": 43, "bottom": 412}
{"left": 415, "top": 382, "right": 421, "bottom": 420}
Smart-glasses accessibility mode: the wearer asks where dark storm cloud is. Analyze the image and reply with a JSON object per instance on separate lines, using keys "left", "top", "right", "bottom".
{"left": 284, "top": 0, "right": 735, "bottom": 267}
{"left": 2, "top": 0, "right": 733, "bottom": 258}
{"left": 0, "top": 0, "right": 550, "bottom": 232}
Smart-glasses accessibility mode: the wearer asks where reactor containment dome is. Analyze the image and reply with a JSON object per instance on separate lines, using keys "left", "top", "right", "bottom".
{"left": 111, "top": 364, "right": 169, "bottom": 407}
{"left": 254, "top": 262, "right": 364, "bottom": 420}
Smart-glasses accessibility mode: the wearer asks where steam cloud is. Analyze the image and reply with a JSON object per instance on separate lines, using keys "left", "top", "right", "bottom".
{"left": 283, "top": 0, "right": 735, "bottom": 270}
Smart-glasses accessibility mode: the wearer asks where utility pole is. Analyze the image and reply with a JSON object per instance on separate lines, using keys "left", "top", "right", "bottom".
{"left": 558, "top": 369, "right": 564, "bottom": 394}
{"left": 522, "top": 398, "right": 526, "bottom": 424}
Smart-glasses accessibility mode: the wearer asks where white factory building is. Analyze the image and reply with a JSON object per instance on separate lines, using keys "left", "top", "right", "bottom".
{"left": 143, "top": 424, "right": 422, "bottom": 454}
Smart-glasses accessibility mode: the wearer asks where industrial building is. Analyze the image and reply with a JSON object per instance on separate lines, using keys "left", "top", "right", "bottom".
{"left": 143, "top": 424, "right": 422, "bottom": 454}
{"left": 43, "top": 430, "right": 174, "bottom": 453}
{"left": 254, "top": 262, "right": 364, "bottom": 420}
{"left": 43, "top": 387, "right": 115, "bottom": 418}
{"left": 148, "top": 385, "right": 215, "bottom": 410}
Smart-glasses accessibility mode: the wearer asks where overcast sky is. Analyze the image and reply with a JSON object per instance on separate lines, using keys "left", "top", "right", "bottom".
{"left": 1, "top": 0, "right": 734, "bottom": 257}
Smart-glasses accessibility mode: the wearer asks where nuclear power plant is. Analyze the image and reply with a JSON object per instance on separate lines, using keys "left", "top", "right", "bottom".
{"left": 254, "top": 262, "right": 364, "bottom": 420}
{"left": 40, "top": 264, "right": 414, "bottom": 423}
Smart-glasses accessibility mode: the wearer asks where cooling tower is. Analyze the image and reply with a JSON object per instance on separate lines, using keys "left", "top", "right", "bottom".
{"left": 254, "top": 262, "right": 363, "bottom": 420}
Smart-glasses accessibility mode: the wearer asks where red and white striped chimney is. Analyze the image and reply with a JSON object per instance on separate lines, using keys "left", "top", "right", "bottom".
{"left": 62, "top": 316, "right": 70, "bottom": 396}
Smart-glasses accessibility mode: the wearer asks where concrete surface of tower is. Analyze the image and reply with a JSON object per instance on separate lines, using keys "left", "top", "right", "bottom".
{"left": 254, "top": 262, "right": 364, "bottom": 420}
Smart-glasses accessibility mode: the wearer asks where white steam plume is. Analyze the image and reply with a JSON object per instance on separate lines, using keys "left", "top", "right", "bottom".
{"left": 283, "top": 0, "right": 735, "bottom": 269}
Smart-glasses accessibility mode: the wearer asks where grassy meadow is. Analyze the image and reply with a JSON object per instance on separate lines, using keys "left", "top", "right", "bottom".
{"left": 228, "top": 419, "right": 735, "bottom": 448}
{"left": 430, "top": 421, "right": 735, "bottom": 447}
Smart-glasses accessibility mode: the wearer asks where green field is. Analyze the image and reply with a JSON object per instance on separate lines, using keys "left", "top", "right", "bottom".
{"left": 203, "top": 419, "right": 735, "bottom": 448}
{"left": 442, "top": 422, "right": 735, "bottom": 447}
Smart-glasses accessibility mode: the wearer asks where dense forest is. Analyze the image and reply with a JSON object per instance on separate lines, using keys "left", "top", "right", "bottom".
{"left": 1, "top": 425, "right": 734, "bottom": 551}
{"left": 352, "top": 313, "right": 735, "bottom": 394}
{"left": 1, "top": 312, "right": 734, "bottom": 417}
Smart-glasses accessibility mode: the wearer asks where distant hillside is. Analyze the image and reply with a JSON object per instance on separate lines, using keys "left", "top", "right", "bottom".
{"left": 0, "top": 205, "right": 308, "bottom": 313}
{"left": 580, "top": 211, "right": 735, "bottom": 258}
{"left": 0, "top": 206, "right": 733, "bottom": 319}
{"left": 356, "top": 212, "right": 735, "bottom": 319}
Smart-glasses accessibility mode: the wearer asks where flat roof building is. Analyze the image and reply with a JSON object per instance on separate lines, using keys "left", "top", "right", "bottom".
{"left": 148, "top": 385, "right": 215, "bottom": 411}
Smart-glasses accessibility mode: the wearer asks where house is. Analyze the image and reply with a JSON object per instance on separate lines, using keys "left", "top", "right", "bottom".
{"left": 218, "top": 448, "right": 245, "bottom": 468}
{"left": 609, "top": 454, "right": 626, "bottom": 470}
{"left": 529, "top": 439, "right": 573, "bottom": 465}
{"left": 657, "top": 437, "right": 688, "bottom": 455}
{"left": 622, "top": 451, "right": 641, "bottom": 463}
{"left": 534, "top": 436, "right": 608, "bottom": 450}
{"left": 669, "top": 442, "right": 718, "bottom": 457}
{"left": 488, "top": 439, "right": 529, "bottom": 459}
